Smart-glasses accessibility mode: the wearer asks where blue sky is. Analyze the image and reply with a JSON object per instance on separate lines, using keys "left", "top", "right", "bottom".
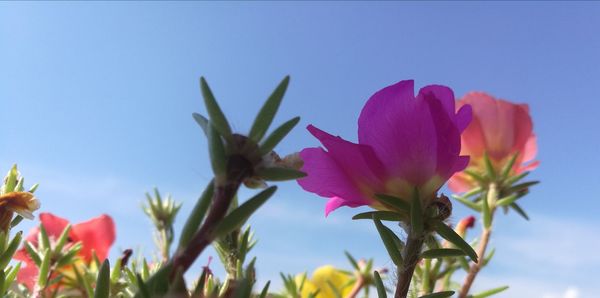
{"left": 1, "top": 2, "right": 599, "bottom": 297}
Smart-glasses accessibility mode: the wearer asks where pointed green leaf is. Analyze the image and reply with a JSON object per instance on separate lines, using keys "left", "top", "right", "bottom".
{"left": 39, "top": 225, "right": 51, "bottom": 251}
{"left": 94, "top": 260, "right": 111, "bottom": 298}
{"left": 451, "top": 195, "right": 482, "bottom": 212}
{"left": 373, "top": 271, "right": 387, "bottom": 298}
{"left": 29, "top": 183, "right": 40, "bottom": 193}
{"left": 4, "top": 262, "right": 20, "bottom": 292}
{"left": 352, "top": 211, "right": 403, "bottom": 221}
{"left": 178, "top": 180, "right": 214, "bottom": 249}
{"left": 510, "top": 202, "right": 529, "bottom": 220}
{"left": 495, "top": 193, "right": 519, "bottom": 207}
{"left": 419, "top": 291, "right": 455, "bottom": 298}
{"left": 432, "top": 220, "right": 478, "bottom": 263}
{"left": 472, "top": 285, "right": 509, "bottom": 298}
{"left": 374, "top": 194, "right": 410, "bottom": 212}
{"left": 200, "top": 77, "right": 232, "bottom": 138}
{"left": 411, "top": 189, "right": 423, "bottom": 235}
{"left": 256, "top": 167, "right": 306, "bottom": 181}
{"left": 504, "top": 171, "right": 529, "bottom": 186}
{"left": 259, "top": 116, "right": 300, "bottom": 155}
{"left": 259, "top": 281, "right": 271, "bottom": 298}
{"left": 10, "top": 215, "right": 23, "bottom": 228}
{"left": 53, "top": 224, "right": 72, "bottom": 255}
{"left": 484, "top": 247, "right": 496, "bottom": 266}
{"left": 500, "top": 153, "right": 519, "bottom": 179}
{"left": 192, "top": 113, "right": 209, "bottom": 137}
{"left": 344, "top": 251, "right": 360, "bottom": 270}
{"left": 373, "top": 218, "right": 403, "bottom": 266}
{"left": 483, "top": 153, "right": 496, "bottom": 180}
{"left": 0, "top": 231, "right": 22, "bottom": 268}
{"left": 464, "top": 169, "right": 486, "bottom": 184}
{"left": 507, "top": 181, "right": 539, "bottom": 194}
{"left": 207, "top": 122, "right": 227, "bottom": 176}
{"left": 213, "top": 186, "right": 277, "bottom": 237}
{"left": 463, "top": 186, "right": 483, "bottom": 198}
{"left": 421, "top": 248, "right": 465, "bottom": 259}
{"left": 37, "top": 248, "right": 51, "bottom": 287}
{"left": 25, "top": 242, "right": 42, "bottom": 266}
{"left": 136, "top": 274, "right": 151, "bottom": 298}
{"left": 5, "top": 165, "right": 18, "bottom": 193}
{"left": 249, "top": 76, "right": 290, "bottom": 142}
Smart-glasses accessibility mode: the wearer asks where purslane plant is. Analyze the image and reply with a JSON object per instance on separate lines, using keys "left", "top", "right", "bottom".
{"left": 1, "top": 78, "right": 539, "bottom": 298}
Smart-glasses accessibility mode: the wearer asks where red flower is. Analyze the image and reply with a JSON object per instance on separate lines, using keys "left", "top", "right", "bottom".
{"left": 14, "top": 213, "right": 116, "bottom": 289}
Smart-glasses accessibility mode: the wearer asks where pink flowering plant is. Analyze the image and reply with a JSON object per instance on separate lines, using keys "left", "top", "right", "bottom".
{"left": 0, "top": 77, "right": 538, "bottom": 298}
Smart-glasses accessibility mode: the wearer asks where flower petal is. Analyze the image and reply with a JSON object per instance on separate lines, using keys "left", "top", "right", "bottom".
{"left": 71, "top": 214, "right": 116, "bottom": 262}
{"left": 358, "top": 80, "right": 440, "bottom": 185}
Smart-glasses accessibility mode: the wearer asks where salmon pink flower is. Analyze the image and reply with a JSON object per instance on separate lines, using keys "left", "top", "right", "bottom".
{"left": 298, "top": 80, "right": 472, "bottom": 215}
{"left": 14, "top": 212, "right": 116, "bottom": 289}
{"left": 448, "top": 92, "right": 538, "bottom": 192}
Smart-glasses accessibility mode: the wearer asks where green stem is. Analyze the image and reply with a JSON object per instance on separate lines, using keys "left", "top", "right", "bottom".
{"left": 458, "top": 183, "right": 498, "bottom": 298}
{"left": 394, "top": 229, "right": 425, "bottom": 298}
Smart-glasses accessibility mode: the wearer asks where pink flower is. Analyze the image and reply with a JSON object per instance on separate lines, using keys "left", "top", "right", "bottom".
{"left": 14, "top": 213, "right": 116, "bottom": 289}
{"left": 448, "top": 92, "right": 538, "bottom": 192}
{"left": 298, "top": 80, "right": 472, "bottom": 216}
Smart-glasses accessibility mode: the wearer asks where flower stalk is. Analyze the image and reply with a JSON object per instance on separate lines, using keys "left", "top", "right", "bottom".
{"left": 395, "top": 228, "right": 425, "bottom": 298}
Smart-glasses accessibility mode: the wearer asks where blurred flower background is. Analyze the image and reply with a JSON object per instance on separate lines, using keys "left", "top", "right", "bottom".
{"left": 1, "top": 2, "right": 599, "bottom": 297}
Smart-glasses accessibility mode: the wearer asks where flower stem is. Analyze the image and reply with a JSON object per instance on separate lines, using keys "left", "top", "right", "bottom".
{"left": 346, "top": 276, "right": 365, "bottom": 298}
{"left": 458, "top": 183, "right": 497, "bottom": 298}
{"left": 172, "top": 155, "right": 251, "bottom": 275}
{"left": 395, "top": 230, "right": 425, "bottom": 298}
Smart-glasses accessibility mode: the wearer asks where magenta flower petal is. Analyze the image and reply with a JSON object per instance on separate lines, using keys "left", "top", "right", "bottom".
{"left": 298, "top": 125, "right": 387, "bottom": 213}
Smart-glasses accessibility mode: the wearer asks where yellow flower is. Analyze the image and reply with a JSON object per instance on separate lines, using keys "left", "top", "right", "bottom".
{"left": 0, "top": 191, "right": 40, "bottom": 230}
{"left": 295, "top": 265, "right": 353, "bottom": 298}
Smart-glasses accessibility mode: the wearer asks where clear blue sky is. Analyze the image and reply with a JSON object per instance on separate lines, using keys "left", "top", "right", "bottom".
{"left": 1, "top": 2, "right": 599, "bottom": 297}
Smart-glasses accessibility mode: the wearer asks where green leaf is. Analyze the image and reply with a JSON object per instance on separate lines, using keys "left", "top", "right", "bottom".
{"left": 256, "top": 167, "right": 306, "bottom": 181}
{"left": 344, "top": 251, "right": 360, "bottom": 270}
{"left": 259, "top": 281, "right": 271, "bottom": 298}
{"left": 421, "top": 248, "right": 466, "bottom": 259}
{"left": 464, "top": 169, "right": 486, "bottom": 184}
{"left": 484, "top": 248, "right": 496, "bottom": 266}
{"left": 25, "top": 242, "right": 42, "bottom": 266}
{"left": 451, "top": 195, "right": 482, "bottom": 212}
{"left": 0, "top": 269, "right": 6, "bottom": 295}
{"left": 200, "top": 77, "right": 232, "bottom": 138}
{"left": 504, "top": 171, "right": 529, "bottom": 186}
{"left": 410, "top": 189, "right": 423, "bottom": 235}
{"left": 373, "top": 218, "right": 403, "bottom": 266}
{"left": 73, "top": 264, "right": 94, "bottom": 297}
{"left": 10, "top": 215, "right": 23, "bottom": 228}
{"left": 374, "top": 194, "right": 410, "bottom": 212}
{"left": 38, "top": 225, "right": 51, "bottom": 251}
{"left": 213, "top": 186, "right": 277, "bottom": 237}
{"left": 136, "top": 274, "right": 151, "bottom": 298}
{"left": 37, "top": 248, "right": 51, "bottom": 287}
{"left": 259, "top": 116, "right": 300, "bottom": 155}
{"left": 249, "top": 76, "right": 290, "bottom": 142}
{"left": 94, "top": 260, "right": 111, "bottom": 298}
{"left": 178, "top": 180, "right": 214, "bottom": 250}
{"left": 373, "top": 271, "right": 387, "bottom": 298}
{"left": 192, "top": 113, "right": 209, "bottom": 137}
{"left": 506, "top": 181, "right": 539, "bottom": 194}
{"left": 29, "top": 183, "right": 40, "bottom": 193}
{"left": 432, "top": 220, "right": 478, "bottom": 263}
{"left": 5, "top": 165, "right": 18, "bottom": 193}
{"left": 463, "top": 186, "right": 483, "bottom": 198}
{"left": 472, "top": 285, "right": 509, "bottom": 298}
{"left": 4, "top": 263, "right": 20, "bottom": 293}
{"left": 0, "top": 231, "right": 22, "bottom": 268}
{"left": 495, "top": 193, "right": 519, "bottom": 207}
{"left": 510, "top": 203, "right": 529, "bottom": 220}
{"left": 419, "top": 291, "right": 455, "bottom": 298}
{"left": 483, "top": 153, "right": 496, "bottom": 180}
{"left": 207, "top": 122, "right": 227, "bottom": 176}
{"left": 53, "top": 224, "right": 72, "bottom": 255}
{"left": 500, "top": 153, "right": 518, "bottom": 179}
{"left": 352, "top": 211, "right": 403, "bottom": 221}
